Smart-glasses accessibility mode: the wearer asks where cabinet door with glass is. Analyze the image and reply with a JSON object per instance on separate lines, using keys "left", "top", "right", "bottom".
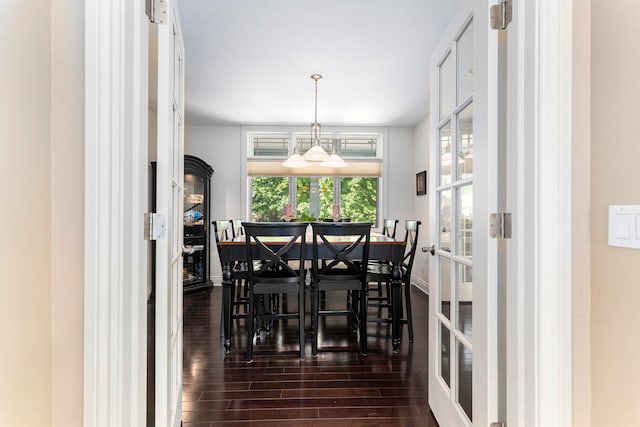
{"left": 183, "top": 155, "right": 213, "bottom": 292}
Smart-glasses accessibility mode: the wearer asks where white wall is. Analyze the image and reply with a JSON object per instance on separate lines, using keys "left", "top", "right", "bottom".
{"left": 50, "top": 0, "right": 84, "bottom": 425}
{"left": 186, "top": 124, "right": 416, "bottom": 283}
{"left": 412, "top": 116, "right": 430, "bottom": 293}
{"left": 0, "top": 2, "right": 84, "bottom": 426}
{"left": 0, "top": 2, "right": 52, "bottom": 426}
{"left": 591, "top": 1, "right": 640, "bottom": 425}
{"left": 186, "top": 125, "right": 244, "bottom": 280}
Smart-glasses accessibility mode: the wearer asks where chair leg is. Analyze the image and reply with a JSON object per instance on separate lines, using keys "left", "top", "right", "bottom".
{"left": 351, "top": 290, "right": 360, "bottom": 334}
{"left": 311, "top": 285, "right": 319, "bottom": 356}
{"left": 385, "top": 280, "right": 392, "bottom": 318}
{"left": 298, "top": 289, "right": 305, "bottom": 360}
{"left": 404, "top": 281, "right": 414, "bottom": 342}
{"left": 247, "top": 293, "right": 255, "bottom": 362}
{"left": 360, "top": 287, "right": 368, "bottom": 356}
{"left": 234, "top": 278, "right": 242, "bottom": 314}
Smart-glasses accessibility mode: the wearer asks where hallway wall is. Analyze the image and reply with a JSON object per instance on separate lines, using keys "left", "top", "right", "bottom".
{"left": 0, "top": 1, "right": 85, "bottom": 425}
{"left": 0, "top": 1, "right": 53, "bottom": 425}
{"left": 50, "top": 0, "right": 84, "bottom": 425}
{"left": 412, "top": 116, "right": 430, "bottom": 291}
{"left": 591, "top": 1, "right": 640, "bottom": 425}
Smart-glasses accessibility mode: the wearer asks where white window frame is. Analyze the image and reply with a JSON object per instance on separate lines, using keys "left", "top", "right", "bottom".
{"left": 241, "top": 126, "right": 388, "bottom": 227}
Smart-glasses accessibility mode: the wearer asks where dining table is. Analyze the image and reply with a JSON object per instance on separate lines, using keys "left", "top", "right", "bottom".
{"left": 217, "top": 225, "right": 407, "bottom": 354}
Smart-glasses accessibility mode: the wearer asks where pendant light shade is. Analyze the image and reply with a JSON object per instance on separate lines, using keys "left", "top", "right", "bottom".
{"left": 302, "top": 144, "right": 331, "bottom": 162}
{"left": 282, "top": 74, "right": 347, "bottom": 168}
{"left": 320, "top": 153, "right": 348, "bottom": 168}
{"left": 281, "top": 153, "right": 310, "bottom": 168}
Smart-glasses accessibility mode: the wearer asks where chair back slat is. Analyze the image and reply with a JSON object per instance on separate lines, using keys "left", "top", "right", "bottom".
{"left": 242, "top": 222, "right": 308, "bottom": 284}
{"left": 310, "top": 222, "right": 372, "bottom": 285}
{"left": 401, "top": 220, "right": 421, "bottom": 278}
{"left": 230, "top": 219, "right": 244, "bottom": 238}
{"left": 212, "top": 220, "right": 231, "bottom": 262}
{"left": 382, "top": 218, "right": 399, "bottom": 239}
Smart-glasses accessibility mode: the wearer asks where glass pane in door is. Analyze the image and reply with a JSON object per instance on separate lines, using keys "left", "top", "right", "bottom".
{"left": 457, "top": 340, "right": 473, "bottom": 421}
{"left": 440, "top": 323, "right": 451, "bottom": 388}
{"left": 457, "top": 103, "right": 474, "bottom": 181}
{"left": 439, "top": 189, "right": 452, "bottom": 252}
{"left": 457, "top": 263, "right": 473, "bottom": 340}
{"left": 457, "top": 20, "right": 474, "bottom": 104}
{"left": 440, "top": 257, "right": 451, "bottom": 320}
{"left": 456, "top": 184, "right": 473, "bottom": 258}
{"left": 439, "top": 122, "right": 452, "bottom": 185}
{"left": 439, "top": 50, "right": 455, "bottom": 120}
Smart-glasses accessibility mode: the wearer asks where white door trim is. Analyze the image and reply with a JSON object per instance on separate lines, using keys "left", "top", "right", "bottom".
{"left": 84, "top": 0, "right": 148, "bottom": 425}
{"left": 154, "top": 1, "right": 186, "bottom": 424}
{"left": 507, "top": 0, "right": 578, "bottom": 426}
{"left": 534, "top": 1, "right": 573, "bottom": 425}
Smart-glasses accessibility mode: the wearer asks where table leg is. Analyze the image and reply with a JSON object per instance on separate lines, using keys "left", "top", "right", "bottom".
{"left": 391, "top": 262, "right": 402, "bottom": 353}
{"left": 222, "top": 261, "right": 233, "bottom": 354}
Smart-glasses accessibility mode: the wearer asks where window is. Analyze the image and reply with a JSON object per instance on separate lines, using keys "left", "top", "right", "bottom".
{"left": 296, "top": 177, "right": 334, "bottom": 220}
{"left": 250, "top": 176, "right": 289, "bottom": 221}
{"left": 340, "top": 177, "right": 377, "bottom": 222}
{"left": 252, "top": 136, "right": 289, "bottom": 157}
{"left": 246, "top": 130, "right": 382, "bottom": 223}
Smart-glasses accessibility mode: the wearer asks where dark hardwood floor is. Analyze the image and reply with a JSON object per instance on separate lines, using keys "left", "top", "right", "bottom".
{"left": 180, "top": 285, "right": 440, "bottom": 426}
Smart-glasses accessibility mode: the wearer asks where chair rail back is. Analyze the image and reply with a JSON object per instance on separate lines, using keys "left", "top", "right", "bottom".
{"left": 242, "top": 222, "right": 308, "bottom": 286}
{"left": 401, "top": 220, "right": 422, "bottom": 279}
{"left": 310, "top": 222, "right": 373, "bottom": 286}
{"left": 212, "top": 220, "right": 231, "bottom": 262}
{"left": 382, "top": 218, "right": 399, "bottom": 239}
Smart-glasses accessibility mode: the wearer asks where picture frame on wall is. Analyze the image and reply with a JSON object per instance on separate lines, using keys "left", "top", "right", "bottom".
{"left": 416, "top": 171, "right": 427, "bottom": 196}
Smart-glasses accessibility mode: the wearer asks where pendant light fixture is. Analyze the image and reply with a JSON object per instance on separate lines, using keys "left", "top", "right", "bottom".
{"left": 282, "top": 73, "right": 347, "bottom": 168}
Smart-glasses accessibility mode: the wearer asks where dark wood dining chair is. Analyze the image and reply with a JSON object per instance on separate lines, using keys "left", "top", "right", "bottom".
{"left": 382, "top": 218, "right": 399, "bottom": 238}
{"left": 213, "top": 220, "right": 249, "bottom": 319}
{"left": 229, "top": 219, "right": 244, "bottom": 238}
{"left": 367, "top": 220, "right": 421, "bottom": 341}
{"left": 367, "top": 219, "right": 399, "bottom": 314}
{"left": 242, "top": 222, "right": 308, "bottom": 362}
{"left": 309, "top": 222, "right": 372, "bottom": 356}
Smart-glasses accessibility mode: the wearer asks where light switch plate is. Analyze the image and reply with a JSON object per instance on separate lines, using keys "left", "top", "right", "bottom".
{"left": 608, "top": 205, "right": 640, "bottom": 249}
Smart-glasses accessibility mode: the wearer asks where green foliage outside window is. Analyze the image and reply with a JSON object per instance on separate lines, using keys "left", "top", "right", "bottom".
{"left": 296, "top": 177, "right": 333, "bottom": 220}
{"left": 251, "top": 177, "right": 289, "bottom": 221}
{"left": 251, "top": 176, "right": 377, "bottom": 223}
{"left": 340, "top": 177, "right": 377, "bottom": 223}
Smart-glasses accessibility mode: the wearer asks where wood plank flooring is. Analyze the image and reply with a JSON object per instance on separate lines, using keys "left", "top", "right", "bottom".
{"left": 180, "top": 285, "right": 440, "bottom": 426}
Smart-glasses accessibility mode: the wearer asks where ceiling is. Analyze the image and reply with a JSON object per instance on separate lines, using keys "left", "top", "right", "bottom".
{"left": 176, "top": 0, "right": 461, "bottom": 127}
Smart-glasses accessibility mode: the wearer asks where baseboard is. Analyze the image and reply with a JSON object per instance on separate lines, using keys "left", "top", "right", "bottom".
{"left": 211, "top": 275, "right": 222, "bottom": 286}
{"left": 411, "top": 276, "right": 430, "bottom": 295}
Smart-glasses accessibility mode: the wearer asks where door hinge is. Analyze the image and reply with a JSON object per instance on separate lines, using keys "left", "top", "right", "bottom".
{"left": 490, "top": 212, "right": 512, "bottom": 239}
{"left": 144, "top": 212, "right": 167, "bottom": 240}
{"left": 490, "top": 0, "right": 513, "bottom": 30}
{"left": 146, "top": 0, "right": 167, "bottom": 24}
{"left": 490, "top": 423, "right": 506, "bottom": 427}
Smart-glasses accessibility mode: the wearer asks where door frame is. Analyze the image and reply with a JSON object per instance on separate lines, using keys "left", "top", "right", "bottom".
{"left": 84, "top": 0, "right": 149, "bottom": 425}
{"left": 83, "top": 0, "right": 588, "bottom": 425}
{"left": 506, "top": 0, "right": 590, "bottom": 426}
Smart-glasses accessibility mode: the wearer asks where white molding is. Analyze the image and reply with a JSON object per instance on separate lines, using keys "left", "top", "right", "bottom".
{"left": 411, "top": 277, "right": 430, "bottom": 295}
{"left": 507, "top": 1, "right": 575, "bottom": 426}
{"left": 535, "top": 1, "right": 573, "bottom": 426}
{"left": 84, "top": 0, "right": 148, "bottom": 425}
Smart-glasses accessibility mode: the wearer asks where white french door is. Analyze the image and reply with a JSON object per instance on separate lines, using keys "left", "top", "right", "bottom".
{"left": 428, "top": 1, "right": 505, "bottom": 426}
{"left": 155, "top": 1, "right": 186, "bottom": 425}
